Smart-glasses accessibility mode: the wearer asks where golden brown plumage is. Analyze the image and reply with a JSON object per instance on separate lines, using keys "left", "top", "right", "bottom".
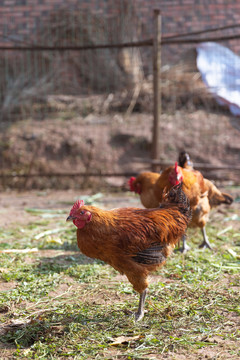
{"left": 128, "top": 165, "right": 205, "bottom": 211}
{"left": 175, "top": 151, "right": 233, "bottom": 251}
{"left": 153, "top": 163, "right": 210, "bottom": 251}
{"left": 67, "top": 184, "right": 191, "bottom": 321}
{"left": 203, "top": 178, "right": 233, "bottom": 208}
{"left": 179, "top": 151, "right": 233, "bottom": 208}
{"left": 128, "top": 172, "right": 160, "bottom": 208}
{"left": 130, "top": 151, "right": 233, "bottom": 252}
{"left": 154, "top": 164, "right": 205, "bottom": 206}
{"left": 128, "top": 162, "right": 209, "bottom": 251}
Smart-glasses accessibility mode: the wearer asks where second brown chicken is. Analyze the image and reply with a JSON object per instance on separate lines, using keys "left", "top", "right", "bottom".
{"left": 129, "top": 152, "right": 233, "bottom": 252}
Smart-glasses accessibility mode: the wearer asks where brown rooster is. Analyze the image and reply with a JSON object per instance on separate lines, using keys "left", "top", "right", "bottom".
{"left": 67, "top": 184, "right": 191, "bottom": 321}
{"left": 128, "top": 171, "right": 160, "bottom": 208}
{"left": 152, "top": 161, "right": 210, "bottom": 252}
{"left": 129, "top": 151, "right": 233, "bottom": 252}
{"left": 128, "top": 163, "right": 205, "bottom": 210}
{"left": 179, "top": 151, "right": 233, "bottom": 207}
{"left": 154, "top": 162, "right": 206, "bottom": 204}
{"left": 176, "top": 151, "right": 233, "bottom": 251}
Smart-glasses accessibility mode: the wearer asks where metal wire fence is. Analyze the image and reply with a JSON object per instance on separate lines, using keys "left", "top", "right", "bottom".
{"left": 0, "top": 1, "right": 240, "bottom": 189}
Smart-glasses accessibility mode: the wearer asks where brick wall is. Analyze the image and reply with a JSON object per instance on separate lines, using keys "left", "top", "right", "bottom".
{"left": 1, "top": 0, "right": 240, "bottom": 64}
{"left": 158, "top": 0, "right": 240, "bottom": 63}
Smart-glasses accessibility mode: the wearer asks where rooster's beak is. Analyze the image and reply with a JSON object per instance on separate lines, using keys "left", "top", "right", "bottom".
{"left": 66, "top": 215, "right": 76, "bottom": 221}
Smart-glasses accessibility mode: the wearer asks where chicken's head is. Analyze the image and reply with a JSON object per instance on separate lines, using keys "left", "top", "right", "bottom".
{"left": 168, "top": 162, "right": 183, "bottom": 186}
{"left": 128, "top": 177, "right": 141, "bottom": 194}
{"left": 66, "top": 200, "right": 92, "bottom": 229}
{"left": 178, "top": 150, "right": 193, "bottom": 168}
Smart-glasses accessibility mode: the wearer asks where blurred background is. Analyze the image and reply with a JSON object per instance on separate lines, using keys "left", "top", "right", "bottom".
{"left": 0, "top": 0, "right": 240, "bottom": 191}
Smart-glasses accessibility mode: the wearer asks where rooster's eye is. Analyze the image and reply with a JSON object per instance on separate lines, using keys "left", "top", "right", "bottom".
{"left": 80, "top": 210, "right": 85, "bottom": 215}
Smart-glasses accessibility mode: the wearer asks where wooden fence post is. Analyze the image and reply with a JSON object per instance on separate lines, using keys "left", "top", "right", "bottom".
{"left": 151, "top": 9, "right": 161, "bottom": 172}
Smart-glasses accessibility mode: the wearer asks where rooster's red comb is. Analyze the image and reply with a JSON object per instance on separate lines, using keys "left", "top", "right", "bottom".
{"left": 128, "top": 176, "right": 136, "bottom": 191}
{"left": 70, "top": 200, "right": 85, "bottom": 214}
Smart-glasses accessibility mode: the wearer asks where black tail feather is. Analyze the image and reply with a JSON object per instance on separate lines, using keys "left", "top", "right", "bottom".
{"left": 222, "top": 193, "right": 234, "bottom": 205}
{"left": 178, "top": 150, "right": 193, "bottom": 169}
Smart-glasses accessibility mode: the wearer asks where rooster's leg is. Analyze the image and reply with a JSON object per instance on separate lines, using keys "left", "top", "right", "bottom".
{"left": 199, "top": 227, "right": 212, "bottom": 250}
{"left": 135, "top": 289, "right": 148, "bottom": 321}
{"left": 179, "top": 235, "right": 190, "bottom": 253}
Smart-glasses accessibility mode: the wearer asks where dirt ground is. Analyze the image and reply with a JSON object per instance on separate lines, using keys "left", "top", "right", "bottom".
{"left": 0, "top": 189, "right": 141, "bottom": 228}
{"left": 1, "top": 108, "right": 240, "bottom": 191}
{"left": 0, "top": 185, "right": 239, "bottom": 229}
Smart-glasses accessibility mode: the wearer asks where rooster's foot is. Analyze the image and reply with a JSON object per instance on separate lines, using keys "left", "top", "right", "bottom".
{"left": 135, "top": 310, "right": 145, "bottom": 322}
{"left": 199, "top": 241, "right": 212, "bottom": 250}
{"left": 177, "top": 244, "right": 191, "bottom": 253}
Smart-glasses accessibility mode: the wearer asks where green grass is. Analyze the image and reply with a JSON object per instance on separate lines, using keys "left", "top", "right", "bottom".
{"left": 0, "top": 196, "right": 240, "bottom": 359}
